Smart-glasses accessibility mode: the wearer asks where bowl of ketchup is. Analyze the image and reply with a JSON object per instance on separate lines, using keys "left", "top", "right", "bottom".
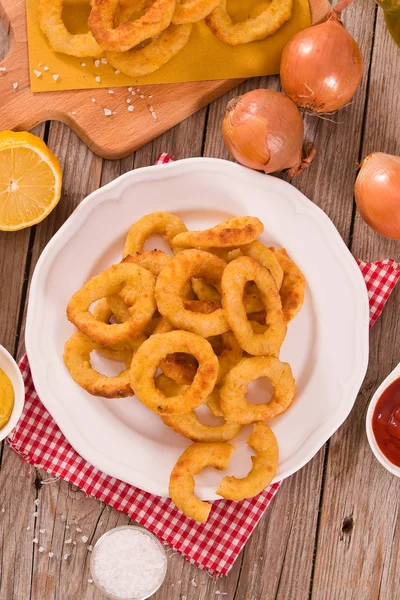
{"left": 366, "top": 362, "right": 400, "bottom": 476}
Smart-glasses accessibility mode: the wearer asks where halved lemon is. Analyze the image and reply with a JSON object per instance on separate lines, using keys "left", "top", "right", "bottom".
{"left": 0, "top": 131, "right": 62, "bottom": 231}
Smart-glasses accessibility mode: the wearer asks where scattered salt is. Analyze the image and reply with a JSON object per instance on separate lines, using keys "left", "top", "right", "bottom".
{"left": 53, "top": 74, "right": 60, "bottom": 81}
{"left": 94, "top": 60, "right": 100, "bottom": 68}
{"left": 95, "top": 76, "right": 101, "bottom": 83}
{"left": 114, "top": 69, "right": 120, "bottom": 75}
{"left": 1, "top": 508, "right": 5, "bottom": 513}
{"left": 108, "top": 89, "right": 114, "bottom": 94}
{"left": 73, "top": 541, "right": 77, "bottom": 546}
{"left": 65, "top": 539, "right": 72, "bottom": 545}
{"left": 34, "top": 69, "right": 42, "bottom": 78}
{"left": 27, "top": 526, "right": 31, "bottom": 531}
{"left": 81, "top": 62, "right": 86, "bottom": 67}
{"left": 191, "top": 578, "right": 197, "bottom": 587}
{"left": 139, "top": 94, "right": 144, "bottom": 98}
{"left": 65, "top": 525, "right": 70, "bottom": 530}
{"left": 33, "top": 512, "right": 38, "bottom": 517}
{"left": 12, "top": 82, "right": 18, "bottom": 90}
{"left": 92, "top": 529, "right": 166, "bottom": 599}
{"left": 48, "top": 552, "right": 54, "bottom": 558}
{"left": 76, "top": 527, "right": 82, "bottom": 533}
{"left": 88, "top": 579, "right": 93, "bottom": 584}
{"left": 182, "top": 596, "right": 187, "bottom": 600}
{"left": 63, "top": 553, "right": 70, "bottom": 560}
{"left": 33, "top": 538, "right": 38, "bottom": 544}
{"left": 43, "top": 65, "right": 49, "bottom": 71}
{"left": 88, "top": 545, "right": 93, "bottom": 552}
{"left": 0, "top": 67, "right": 6, "bottom": 72}
{"left": 128, "top": 87, "right": 133, "bottom": 92}
{"left": 127, "top": 105, "right": 134, "bottom": 112}
{"left": 148, "top": 95, "right": 153, "bottom": 98}
{"left": 131, "top": 91, "right": 136, "bottom": 95}
{"left": 149, "top": 105, "right": 154, "bottom": 111}
{"left": 101, "top": 58, "right": 108, "bottom": 64}
{"left": 151, "top": 112, "right": 157, "bottom": 120}
{"left": 38, "top": 547, "right": 44, "bottom": 553}
{"left": 81, "top": 535, "right": 88, "bottom": 543}
{"left": 39, "top": 529, "right": 46, "bottom": 534}
{"left": 71, "top": 111, "right": 77, "bottom": 115}
{"left": 60, "top": 514, "right": 66, "bottom": 521}
{"left": 103, "top": 108, "right": 113, "bottom": 116}
{"left": 34, "top": 500, "right": 40, "bottom": 506}
{"left": 126, "top": 99, "right": 131, "bottom": 103}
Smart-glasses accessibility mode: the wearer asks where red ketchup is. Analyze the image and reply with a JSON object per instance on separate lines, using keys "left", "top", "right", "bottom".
{"left": 372, "top": 378, "right": 400, "bottom": 467}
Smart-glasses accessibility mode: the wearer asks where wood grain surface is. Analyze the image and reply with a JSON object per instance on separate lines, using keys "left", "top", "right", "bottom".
{"left": 0, "top": 0, "right": 330, "bottom": 159}
{"left": 0, "top": 1, "right": 400, "bottom": 599}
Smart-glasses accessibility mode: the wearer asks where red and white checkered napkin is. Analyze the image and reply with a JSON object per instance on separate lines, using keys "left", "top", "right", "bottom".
{"left": 8, "top": 154, "right": 400, "bottom": 576}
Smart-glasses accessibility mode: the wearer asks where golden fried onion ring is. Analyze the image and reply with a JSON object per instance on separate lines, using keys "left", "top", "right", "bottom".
{"left": 106, "top": 23, "right": 192, "bottom": 77}
{"left": 271, "top": 248, "right": 306, "bottom": 323}
{"left": 89, "top": 0, "right": 176, "bottom": 53}
{"left": 155, "top": 249, "right": 229, "bottom": 337}
{"left": 221, "top": 256, "right": 286, "bottom": 356}
{"left": 172, "top": 0, "right": 220, "bottom": 24}
{"left": 130, "top": 330, "right": 219, "bottom": 414}
{"left": 157, "top": 375, "right": 242, "bottom": 442}
{"left": 240, "top": 241, "right": 284, "bottom": 289}
{"left": 38, "top": 0, "right": 103, "bottom": 57}
{"left": 67, "top": 263, "right": 156, "bottom": 346}
{"left": 220, "top": 356, "right": 295, "bottom": 424}
{"left": 172, "top": 216, "right": 264, "bottom": 249}
{"left": 63, "top": 332, "right": 133, "bottom": 398}
{"left": 217, "top": 423, "right": 278, "bottom": 500}
{"left": 123, "top": 212, "right": 187, "bottom": 258}
{"left": 205, "top": 0, "right": 293, "bottom": 45}
{"left": 107, "top": 251, "right": 172, "bottom": 322}
{"left": 169, "top": 442, "right": 234, "bottom": 522}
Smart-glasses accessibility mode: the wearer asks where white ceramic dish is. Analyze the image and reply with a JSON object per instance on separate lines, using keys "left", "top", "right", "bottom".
{"left": 0, "top": 345, "right": 25, "bottom": 440}
{"left": 366, "top": 362, "right": 400, "bottom": 477}
{"left": 25, "top": 158, "right": 369, "bottom": 499}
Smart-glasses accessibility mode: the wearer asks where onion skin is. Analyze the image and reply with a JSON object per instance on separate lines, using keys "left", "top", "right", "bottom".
{"left": 280, "top": 12, "right": 363, "bottom": 113}
{"left": 222, "top": 89, "right": 316, "bottom": 177}
{"left": 355, "top": 152, "right": 400, "bottom": 240}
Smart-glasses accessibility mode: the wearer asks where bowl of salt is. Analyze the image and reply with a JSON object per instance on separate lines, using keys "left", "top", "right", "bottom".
{"left": 90, "top": 525, "right": 167, "bottom": 599}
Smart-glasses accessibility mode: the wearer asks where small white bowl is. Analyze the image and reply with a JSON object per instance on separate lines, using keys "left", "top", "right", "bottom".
{"left": 90, "top": 525, "right": 167, "bottom": 600}
{"left": 366, "top": 362, "right": 400, "bottom": 477}
{"left": 0, "top": 345, "right": 25, "bottom": 441}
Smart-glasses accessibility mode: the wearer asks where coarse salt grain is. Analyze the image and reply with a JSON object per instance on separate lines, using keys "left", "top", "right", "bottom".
{"left": 95, "top": 76, "right": 101, "bottom": 83}
{"left": 81, "top": 535, "right": 88, "bottom": 543}
{"left": 126, "top": 99, "right": 131, "bottom": 103}
{"left": 76, "top": 527, "right": 82, "bottom": 533}
{"left": 101, "top": 58, "right": 108, "bottom": 64}
{"left": 12, "top": 82, "right": 18, "bottom": 90}
{"left": 34, "top": 69, "right": 42, "bottom": 78}
{"left": 94, "top": 60, "right": 100, "bottom": 68}
{"left": 48, "top": 552, "right": 54, "bottom": 558}
{"left": 81, "top": 62, "right": 86, "bottom": 67}
{"left": 114, "top": 69, "right": 120, "bottom": 75}
{"left": 103, "top": 108, "right": 113, "bottom": 116}
{"left": 33, "top": 512, "right": 38, "bottom": 517}
{"left": 128, "top": 87, "right": 133, "bottom": 92}
{"left": 33, "top": 538, "right": 38, "bottom": 544}
{"left": 127, "top": 105, "right": 134, "bottom": 112}
{"left": 34, "top": 499, "right": 40, "bottom": 506}
{"left": 43, "top": 65, "right": 49, "bottom": 71}
{"left": 0, "top": 67, "right": 6, "bottom": 72}
{"left": 38, "top": 547, "right": 44, "bottom": 553}
{"left": 92, "top": 529, "right": 166, "bottom": 599}
{"left": 39, "top": 529, "right": 46, "bottom": 534}
{"left": 88, "top": 579, "right": 93, "bottom": 584}
{"left": 65, "top": 539, "right": 72, "bottom": 544}
{"left": 53, "top": 74, "right": 60, "bottom": 81}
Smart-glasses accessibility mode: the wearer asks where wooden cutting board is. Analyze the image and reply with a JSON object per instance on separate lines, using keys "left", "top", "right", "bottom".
{"left": 0, "top": 0, "right": 330, "bottom": 159}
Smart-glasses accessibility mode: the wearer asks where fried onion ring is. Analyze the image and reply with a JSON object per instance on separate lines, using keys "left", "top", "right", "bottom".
{"left": 205, "top": 0, "right": 293, "bottom": 45}
{"left": 106, "top": 23, "right": 192, "bottom": 77}
{"left": 172, "top": 0, "right": 220, "bottom": 24}
{"left": 220, "top": 356, "right": 295, "bottom": 424}
{"left": 157, "top": 375, "right": 242, "bottom": 442}
{"left": 123, "top": 212, "right": 187, "bottom": 258}
{"left": 217, "top": 423, "right": 278, "bottom": 500}
{"left": 38, "top": 0, "right": 103, "bottom": 57}
{"left": 221, "top": 256, "right": 286, "bottom": 356}
{"left": 130, "top": 331, "right": 219, "bottom": 414}
{"left": 240, "top": 241, "right": 284, "bottom": 289}
{"left": 67, "top": 263, "right": 156, "bottom": 345}
{"left": 155, "top": 250, "right": 229, "bottom": 337}
{"left": 169, "top": 442, "right": 234, "bottom": 522}
{"left": 63, "top": 332, "right": 133, "bottom": 398}
{"left": 271, "top": 248, "right": 306, "bottom": 323}
{"left": 89, "top": 0, "right": 176, "bottom": 53}
{"left": 172, "top": 216, "right": 264, "bottom": 249}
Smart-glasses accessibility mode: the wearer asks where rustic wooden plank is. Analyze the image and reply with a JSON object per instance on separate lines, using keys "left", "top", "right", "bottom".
{"left": 311, "top": 6, "right": 400, "bottom": 599}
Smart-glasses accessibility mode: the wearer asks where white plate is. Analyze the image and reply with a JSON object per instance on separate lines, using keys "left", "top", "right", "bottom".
{"left": 26, "top": 158, "right": 369, "bottom": 499}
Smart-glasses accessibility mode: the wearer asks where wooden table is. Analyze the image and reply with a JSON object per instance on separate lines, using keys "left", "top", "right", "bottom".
{"left": 0, "top": 2, "right": 399, "bottom": 598}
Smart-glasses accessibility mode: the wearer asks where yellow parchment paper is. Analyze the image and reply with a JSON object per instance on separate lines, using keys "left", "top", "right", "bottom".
{"left": 27, "top": 0, "right": 311, "bottom": 92}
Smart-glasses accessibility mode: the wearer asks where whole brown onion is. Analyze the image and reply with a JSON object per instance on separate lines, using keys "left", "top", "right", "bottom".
{"left": 222, "top": 89, "right": 316, "bottom": 177}
{"left": 280, "top": 0, "right": 363, "bottom": 114}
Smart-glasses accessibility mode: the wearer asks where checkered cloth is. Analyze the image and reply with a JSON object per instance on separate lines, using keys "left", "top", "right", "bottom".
{"left": 8, "top": 154, "right": 400, "bottom": 575}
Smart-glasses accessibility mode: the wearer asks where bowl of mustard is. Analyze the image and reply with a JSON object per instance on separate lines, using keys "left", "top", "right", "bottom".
{"left": 0, "top": 345, "right": 25, "bottom": 440}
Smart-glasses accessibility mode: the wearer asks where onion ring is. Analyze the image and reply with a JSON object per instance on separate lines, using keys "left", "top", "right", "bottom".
{"left": 130, "top": 330, "right": 219, "bottom": 414}
{"left": 217, "top": 423, "right": 278, "bottom": 500}
{"left": 240, "top": 241, "right": 283, "bottom": 289}
{"left": 63, "top": 332, "right": 133, "bottom": 398}
{"left": 38, "top": 0, "right": 103, "bottom": 57}
{"left": 172, "top": 0, "right": 220, "bottom": 25}
{"left": 123, "top": 212, "right": 187, "bottom": 258}
{"left": 157, "top": 375, "right": 242, "bottom": 442}
{"left": 155, "top": 249, "right": 229, "bottom": 337}
{"left": 67, "top": 263, "right": 156, "bottom": 346}
{"left": 221, "top": 256, "right": 286, "bottom": 356}
{"left": 106, "top": 24, "right": 193, "bottom": 77}
{"left": 271, "top": 248, "right": 306, "bottom": 323}
{"left": 169, "top": 442, "right": 234, "bottom": 522}
{"left": 220, "top": 356, "right": 295, "bottom": 424}
{"left": 89, "top": 0, "right": 176, "bottom": 53}
{"left": 172, "top": 216, "right": 264, "bottom": 248}
{"left": 205, "top": 0, "right": 293, "bottom": 45}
